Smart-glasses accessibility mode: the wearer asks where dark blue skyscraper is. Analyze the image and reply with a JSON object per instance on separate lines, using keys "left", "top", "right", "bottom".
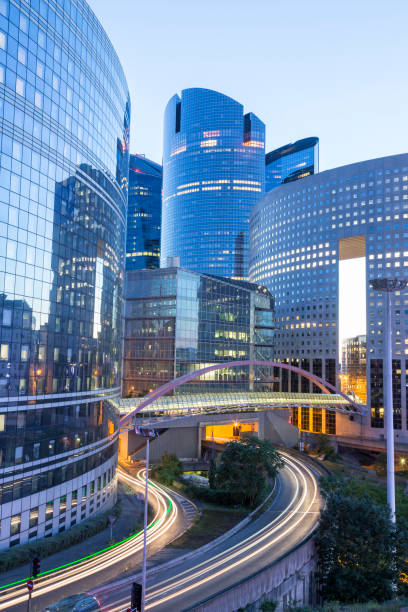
{"left": 126, "top": 154, "right": 162, "bottom": 270}
{"left": 161, "top": 88, "right": 265, "bottom": 279}
{"left": 265, "top": 137, "right": 319, "bottom": 192}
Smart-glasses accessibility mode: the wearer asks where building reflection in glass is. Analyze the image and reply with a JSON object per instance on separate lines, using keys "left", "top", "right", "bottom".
{"left": 0, "top": 0, "right": 129, "bottom": 550}
{"left": 123, "top": 267, "right": 274, "bottom": 397}
{"left": 340, "top": 335, "right": 367, "bottom": 403}
{"left": 126, "top": 154, "right": 162, "bottom": 271}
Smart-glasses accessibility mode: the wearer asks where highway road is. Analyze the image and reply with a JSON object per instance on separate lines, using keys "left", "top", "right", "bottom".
{"left": 93, "top": 451, "right": 323, "bottom": 611}
{"left": 0, "top": 466, "right": 196, "bottom": 611}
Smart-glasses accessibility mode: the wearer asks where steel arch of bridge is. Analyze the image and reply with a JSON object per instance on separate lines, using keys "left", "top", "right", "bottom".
{"left": 120, "top": 360, "right": 365, "bottom": 426}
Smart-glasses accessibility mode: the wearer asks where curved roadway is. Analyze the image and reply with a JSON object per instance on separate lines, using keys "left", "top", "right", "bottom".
{"left": 94, "top": 451, "right": 323, "bottom": 611}
{"left": 0, "top": 467, "right": 194, "bottom": 611}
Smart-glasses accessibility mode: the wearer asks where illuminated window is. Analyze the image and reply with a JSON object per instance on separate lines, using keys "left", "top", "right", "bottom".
{"left": 200, "top": 139, "right": 217, "bottom": 147}
{"left": 243, "top": 140, "right": 264, "bottom": 148}
{"left": 171, "top": 145, "right": 186, "bottom": 156}
{"left": 0, "top": 344, "right": 8, "bottom": 360}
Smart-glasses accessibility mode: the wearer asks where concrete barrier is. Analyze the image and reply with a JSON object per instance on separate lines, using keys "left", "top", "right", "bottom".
{"left": 182, "top": 535, "right": 318, "bottom": 612}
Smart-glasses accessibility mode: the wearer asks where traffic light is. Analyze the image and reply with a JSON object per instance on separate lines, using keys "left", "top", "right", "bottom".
{"left": 131, "top": 582, "right": 142, "bottom": 611}
{"left": 32, "top": 556, "right": 40, "bottom": 578}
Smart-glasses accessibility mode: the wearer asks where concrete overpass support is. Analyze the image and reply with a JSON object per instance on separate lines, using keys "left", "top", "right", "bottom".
{"left": 129, "top": 426, "right": 199, "bottom": 462}
{"left": 263, "top": 409, "right": 298, "bottom": 447}
{"left": 121, "top": 410, "right": 299, "bottom": 463}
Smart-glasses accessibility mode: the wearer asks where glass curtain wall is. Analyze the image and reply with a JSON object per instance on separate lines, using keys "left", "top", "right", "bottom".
{"left": 0, "top": 0, "right": 130, "bottom": 549}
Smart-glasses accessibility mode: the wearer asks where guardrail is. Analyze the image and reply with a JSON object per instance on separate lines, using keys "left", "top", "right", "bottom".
{"left": 181, "top": 533, "right": 317, "bottom": 612}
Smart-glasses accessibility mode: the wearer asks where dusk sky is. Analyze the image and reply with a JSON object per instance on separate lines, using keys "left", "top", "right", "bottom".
{"left": 88, "top": 0, "right": 408, "bottom": 171}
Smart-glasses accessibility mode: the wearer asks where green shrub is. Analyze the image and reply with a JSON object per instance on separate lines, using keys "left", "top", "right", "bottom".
{"left": 316, "top": 434, "right": 338, "bottom": 461}
{"left": 152, "top": 452, "right": 183, "bottom": 486}
{"left": 260, "top": 599, "right": 278, "bottom": 611}
{"left": 183, "top": 482, "right": 238, "bottom": 506}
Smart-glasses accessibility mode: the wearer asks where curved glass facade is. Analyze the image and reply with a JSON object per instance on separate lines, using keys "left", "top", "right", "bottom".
{"left": 265, "top": 137, "right": 319, "bottom": 192}
{"left": 161, "top": 88, "right": 265, "bottom": 279}
{"left": 0, "top": 0, "right": 129, "bottom": 549}
{"left": 250, "top": 153, "right": 408, "bottom": 441}
{"left": 126, "top": 154, "right": 162, "bottom": 270}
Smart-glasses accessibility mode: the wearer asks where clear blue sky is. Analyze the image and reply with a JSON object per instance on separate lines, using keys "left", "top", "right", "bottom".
{"left": 88, "top": 0, "right": 408, "bottom": 171}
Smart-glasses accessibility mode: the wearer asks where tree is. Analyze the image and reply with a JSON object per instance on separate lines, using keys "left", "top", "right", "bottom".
{"left": 152, "top": 452, "right": 182, "bottom": 486}
{"left": 395, "top": 516, "right": 408, "bottom": 596}
{"left": 215, "top": 436, "right": 283, "bottom": 507}
{"left": 315, "top": 434, "right": 337, "bottom": 461}
{"left": 316, "top": 491, "right": 395, "bottom": 603}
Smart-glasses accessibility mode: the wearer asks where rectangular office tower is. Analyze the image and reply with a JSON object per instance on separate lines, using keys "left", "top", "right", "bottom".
{"left": 126, "top": 154, "right": 162, "bottom": 271}
{"left": 123, "top": 267, "right": 274, "bottom": 397}
{"left": 265, "top": 137, "right": 319, "bottom": 192}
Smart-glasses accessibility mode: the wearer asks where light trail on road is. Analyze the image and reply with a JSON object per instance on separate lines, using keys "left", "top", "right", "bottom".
{"left": 147, "top": 452, "right": 317, "bottom": 609}
{"left": 0, "top": 468, "right": 178, "bottom": 611}
{"left": 99, "top": 451, "right": 322, "bottom": 612}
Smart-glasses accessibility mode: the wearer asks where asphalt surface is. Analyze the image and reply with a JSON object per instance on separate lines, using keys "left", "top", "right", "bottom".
{"left": 0, "top": 465, "right": 195, "bottom": 612}
{"left": 93, "top": 451, "right": 322, "bottom": 612}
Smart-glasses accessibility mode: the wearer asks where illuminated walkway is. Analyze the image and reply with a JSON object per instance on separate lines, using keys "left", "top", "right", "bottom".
{"left": 119, "top": 390, "right": 365, "bottom": 420}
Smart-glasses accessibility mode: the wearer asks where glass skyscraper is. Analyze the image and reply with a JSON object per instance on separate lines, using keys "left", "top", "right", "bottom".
{"left": 123, "top": 267, "right": 274, "bottom": 397}
{"left": 265, "top": 137, "right": 319, "bottom": 192}
{"left": 250, "top": 153, "right": 408, "bottom": 442}
{"left": 161, "top": 88, "right": 265, "bottom": 279}
{"left": 0, "top": 0, "right": 129, "bottom": 549}
{"left": 126, "top": 154, "right": 162, "bottom": 270}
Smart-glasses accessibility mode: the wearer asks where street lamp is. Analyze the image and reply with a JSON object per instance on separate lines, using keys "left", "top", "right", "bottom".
{"left": 134, "top": 426, "right": 159, "bottom": 612}
{"left": 370, "top": 278, "right": 408, "bottom": 522}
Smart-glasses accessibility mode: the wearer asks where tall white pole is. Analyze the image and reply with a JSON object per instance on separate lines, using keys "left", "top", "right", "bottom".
{"left": 141, "top": 437, "right": 149, "bottom": 611}
{"left": 385, "top": 290, "right": 396, "bottom": 523}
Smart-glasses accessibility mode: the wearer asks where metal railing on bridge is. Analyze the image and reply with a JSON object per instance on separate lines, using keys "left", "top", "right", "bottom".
{"left": 118, "top": 391, "right": 365, "bottom": 421}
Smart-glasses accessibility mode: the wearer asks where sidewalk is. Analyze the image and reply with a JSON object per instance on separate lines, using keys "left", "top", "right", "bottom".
{"left": 0, "top": 482, "right": 143, "bottom": 588}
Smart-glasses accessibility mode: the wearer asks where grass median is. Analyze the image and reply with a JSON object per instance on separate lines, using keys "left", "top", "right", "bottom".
{"left": 168, "top": 505, "right": 248, "bottom": 549}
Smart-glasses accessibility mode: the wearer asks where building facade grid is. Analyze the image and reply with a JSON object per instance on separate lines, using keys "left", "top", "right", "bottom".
{"left": 250, "top": 153, "right": 408, "bottom": 440}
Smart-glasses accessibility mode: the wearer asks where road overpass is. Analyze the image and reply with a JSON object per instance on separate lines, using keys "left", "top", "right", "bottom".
{"left": 120, "top": 407, "right": 299, "bottom": 463}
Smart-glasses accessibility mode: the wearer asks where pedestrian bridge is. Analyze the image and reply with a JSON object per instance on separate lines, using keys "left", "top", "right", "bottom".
{"left": 118, "top": 360, "right": 367, "bottom": 461}
{"left": 119, "top": 390, "right": 365, "bottom": 421}
{"left": 119, "top": 360, "right": 366, "bottom": 429}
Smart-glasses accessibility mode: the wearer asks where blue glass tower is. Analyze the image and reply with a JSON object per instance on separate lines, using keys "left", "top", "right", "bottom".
{"left": 126, "top": 154, "right": 162, "bottom": 270}
{"left": 265, "top": 137, "right": 319, "bottom": 192}
{"left": 161, "top": 88, "right": 265, "bottom": 279}
{"left": 0, "top": 0, "right": 129, "bottom": 549}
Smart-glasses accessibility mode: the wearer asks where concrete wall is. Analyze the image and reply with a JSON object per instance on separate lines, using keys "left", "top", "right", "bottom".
{"left": 264, "top": 409, "right": 299, "bottom": 448}
{"left": 120, "top": 410, "right": 299, "bottom": 463}
{"left": 134, "top": 426, "right": 200, "bottom": 462}
{"left": 186, "top": 537, "right": 317, "bottom": 611}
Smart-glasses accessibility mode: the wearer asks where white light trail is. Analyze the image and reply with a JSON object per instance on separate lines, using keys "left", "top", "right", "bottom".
{"left": 0, "top": 468, "right": 178, "bottom": 611}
